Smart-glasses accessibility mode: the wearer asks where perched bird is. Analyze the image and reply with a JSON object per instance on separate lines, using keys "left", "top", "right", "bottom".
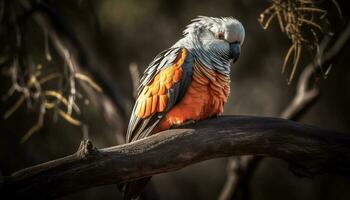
{"left": 122, "top": 16, "right": 245, "bottom": 199}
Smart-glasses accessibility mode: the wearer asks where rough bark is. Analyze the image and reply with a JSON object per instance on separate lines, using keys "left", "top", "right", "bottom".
{"left": 1, "top": 116, "right": 350, "bottom": 199}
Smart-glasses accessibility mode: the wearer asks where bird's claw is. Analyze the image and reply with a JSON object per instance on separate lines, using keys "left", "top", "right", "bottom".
{"left": 170, "top": 120, "right": 196, "bottom": 129}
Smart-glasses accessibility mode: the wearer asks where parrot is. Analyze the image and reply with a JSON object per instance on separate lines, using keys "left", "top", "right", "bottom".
{"left": 122, "top": 16, "right": 245, "bottom": 199}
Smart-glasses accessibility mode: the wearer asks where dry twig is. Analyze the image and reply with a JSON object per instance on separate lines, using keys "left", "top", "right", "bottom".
{"left": 258, "top": 0, "right": 341, "bottom": 83}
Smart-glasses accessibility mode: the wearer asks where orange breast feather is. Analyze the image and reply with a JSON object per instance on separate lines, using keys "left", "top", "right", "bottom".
{"left": 154, "top": 63, "right": 231, "bottom": 132}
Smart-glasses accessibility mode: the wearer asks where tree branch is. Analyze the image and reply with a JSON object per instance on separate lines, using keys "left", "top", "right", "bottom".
{"left": 218, "top": 20, "right": 350, "bottom": 200}
{"left": 2, "top": 116, "right": 350, "bottom": 199}
{"left": 218, "top": 64, "right": 319, "bottom": 200}
{"left": 280, "top": 64, "right": 318, "bottom": 119}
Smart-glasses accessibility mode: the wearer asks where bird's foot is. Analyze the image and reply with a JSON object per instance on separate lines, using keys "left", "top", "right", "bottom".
{"left": 170, "top": 120, "right": 196, "bottom": 128}
{"left": 180, "top": 120, "right": 196, "bottom": 127}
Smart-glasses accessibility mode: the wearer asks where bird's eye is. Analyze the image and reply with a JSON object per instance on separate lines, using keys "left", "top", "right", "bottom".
{"left": 217, "top": 32, "right": 225, "bottom": 40}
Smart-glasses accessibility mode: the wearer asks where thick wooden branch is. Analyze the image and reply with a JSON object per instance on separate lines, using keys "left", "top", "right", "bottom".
{"left": 1, "top": 116, "right": 350, "bottom": 199}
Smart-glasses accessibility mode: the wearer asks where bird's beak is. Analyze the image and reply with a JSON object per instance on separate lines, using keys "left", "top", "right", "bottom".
{"left": 229, "top": 42, "right": 240, "bottom": 63}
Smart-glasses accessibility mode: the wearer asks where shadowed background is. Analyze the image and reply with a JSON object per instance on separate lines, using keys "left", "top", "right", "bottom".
{"left": 0, "top": 0, "right": 349, "bottom": 199}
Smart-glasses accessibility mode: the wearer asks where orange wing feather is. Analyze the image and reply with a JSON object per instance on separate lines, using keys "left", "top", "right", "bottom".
{"left": 126, "top": 47, "right": 192, "bottom": 142}
{"left": 135, "top": 48, "right": 187, "bottom": 119}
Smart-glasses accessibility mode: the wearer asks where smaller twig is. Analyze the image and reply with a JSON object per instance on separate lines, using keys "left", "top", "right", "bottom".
{"left": 21, "top": 103, "right": 46, "bottom": 143}
{"left": 282, "top": 43, "right": 296, "bottom": 73}
{"left": 57, "top": 109, "right": 81, "bottom": 126}
{"left": 288, "top": 43, "right": 301, "bottom": 84}
{"left": 74, "top": 73, "right": 103, "bottom": 92}
{"left": 76, "top": 139, "right": 98, "bottom": 160}
{"left": 298, "top": 18, "right": 323, "bottom": 32}
{"left": 43, "top": 28, "right": 52, "bottom": 61}
{"left": 281, "top": 64, "right": 318, "bottom": 118}
{"left": 3, "top": 96, "right": 25, "bottom": 119}
{"left": 129, "top": 62, "right": 141, "bottom": 98}
{"left": 38, "top": 72, "right": 61, "bottom": 84}
{"left": 261, "top": 12, "right": 277, "bottom": 30}
{"left": 323, "top": 22, "right": 350, "bottom": 63}
{"left": 44, "top": 90, "right": 80, "bottom": 113}
{"left": 296, "top": 7, "right": 327, "bottom": 14}
{"left": 331, "top": 0, "right": 342, "bottom": 18}
{"left": 218, "top": 156, "right": 256, "bottom": 200}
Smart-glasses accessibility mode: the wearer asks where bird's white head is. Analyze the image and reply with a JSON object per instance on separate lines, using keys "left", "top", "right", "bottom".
{"left": 177, "top": 16, "right": 245, "bottom": 74}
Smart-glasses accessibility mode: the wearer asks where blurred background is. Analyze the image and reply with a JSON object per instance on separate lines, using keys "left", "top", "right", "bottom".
{"left": 0, "top": 0, "right": 349, "bottom": 199}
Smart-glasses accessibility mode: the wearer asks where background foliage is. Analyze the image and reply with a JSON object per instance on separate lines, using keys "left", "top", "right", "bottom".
{"left": 0, "top": 0, "right": 349, "bottom": 199}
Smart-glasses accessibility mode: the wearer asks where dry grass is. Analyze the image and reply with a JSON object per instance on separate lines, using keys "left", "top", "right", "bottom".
{"left": 3, "top": 61, "right": 101, "bottom": 143}
{"left": 258, "top": 0, "right": 341, "bottom": 84}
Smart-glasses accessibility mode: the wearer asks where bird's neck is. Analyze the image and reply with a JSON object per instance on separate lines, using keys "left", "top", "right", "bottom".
{"left": 173, "top": 36, "right": 231, "bottom": 77}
